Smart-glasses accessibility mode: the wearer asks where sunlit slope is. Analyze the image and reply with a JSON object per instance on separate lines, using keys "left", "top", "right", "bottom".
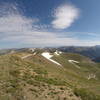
{"left": 0, "top": 51, "right": 100, "bottom": 100}
{"left": 0, "top": 54, "right": 81, "bottom": 100}
{"left": 52, "top": 53, "right": 100, "bottom": 78}
{"left": 21, "top": 51, "right": 100, "bottom": 94}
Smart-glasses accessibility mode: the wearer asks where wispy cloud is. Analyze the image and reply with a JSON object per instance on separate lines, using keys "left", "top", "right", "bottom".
{"left": 52, "top": 3, "right": 80, "bottom": 29}
{"left": 0, "top": 3, "right": 79, "bottom": 47}
{"left": 0, "top": 3, "right": 99, "bottom": 48}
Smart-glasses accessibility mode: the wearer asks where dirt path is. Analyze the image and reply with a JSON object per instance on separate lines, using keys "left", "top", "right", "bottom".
{"left": 21, "top": 53, "right": 36, "bottom": 59}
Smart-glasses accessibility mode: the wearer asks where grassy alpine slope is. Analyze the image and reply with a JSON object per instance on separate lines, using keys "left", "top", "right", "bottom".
{"left": 0, "top": 49, "right": 100, "bottom": 100}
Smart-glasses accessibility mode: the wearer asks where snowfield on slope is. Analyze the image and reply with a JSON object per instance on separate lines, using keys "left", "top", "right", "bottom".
{"left": 68, "top": 60, "right": 80, "bottom": 69}
{"left": 68, "top": 60, "right": 79, "bottom": 63}
{"left": 54, "top": 50, "right": 62, "bottom": 56}
{"left": 41, "top": 52, "right": 62, "bottom": 66}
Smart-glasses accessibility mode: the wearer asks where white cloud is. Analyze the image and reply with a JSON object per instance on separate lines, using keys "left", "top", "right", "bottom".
{"left": 0, "top": 5, "right": 79, "bottom": 47}
{"left": 0, "top": 14, "right": 35, "bottom": 32}
{"left": 0, "top": 3, "right": 99, "bottom": 48}
{"left": 52, "top": 4, "right": 80, "bottom": 29}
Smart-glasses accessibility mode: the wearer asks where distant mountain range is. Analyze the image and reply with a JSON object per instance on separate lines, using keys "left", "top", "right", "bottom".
{"left": 0, "top": 45, "right": 100, "bottom": 62}
{"left": 93, "top": 57, "right": 100, "bottom": 62}
{"left": 57, "top": 46, "right": 100, "bottom": 62}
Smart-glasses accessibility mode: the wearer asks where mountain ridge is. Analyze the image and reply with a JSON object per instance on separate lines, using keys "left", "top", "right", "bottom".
{"left": 0, "top": 48, "right": 100, "bottom": 100}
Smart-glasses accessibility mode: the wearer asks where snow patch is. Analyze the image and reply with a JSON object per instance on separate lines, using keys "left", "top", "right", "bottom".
{"left": 59, "top": 51, "right": 62, "bottom": 54}
{"left": 88, "top": 74, "right": 96, "bottom": 80}
{"left": 68, "top": 60, "right": 80, "bottom": 69}
{"left": 41, "top": 52, "right": 62, "bottom": 66}
{"left": 54, "top": 51, "right": 60, "bottom": 55}
{"left": 68, "top": 60, "right": 79, "bottom": 63}
{"left": 33, "top": 52, "right": 36, "bottom": 55}
{"left": 54, "top": 50, "right": 62, "bottom": 56}
{"left": 29, "top": 48, "right": 35, "bottom": 52}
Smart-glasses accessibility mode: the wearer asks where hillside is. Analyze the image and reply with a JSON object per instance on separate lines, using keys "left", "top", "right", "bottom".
{"left": 57, "top": 46, "right": 100, "bottom": 60}
{"left": 93, "top": 57, "right": 100, "bottom": 63}
{"left": 0, "top": 49, "right": 100, "bottom": 100}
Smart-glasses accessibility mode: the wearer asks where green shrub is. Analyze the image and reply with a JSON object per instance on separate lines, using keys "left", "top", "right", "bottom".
{"left": 34, "top": 75, "right": 66, "bottom": 85}
{"left": 34, "top": 68, "right": 48, "bottom": 75}
{"left": 9, "top": 70, "right": 20, "bottom": 77}
{"left": 26, "top": 79, "right": 34, "bottom": 85}
{"left": 74, "top": 88, "right": 100, "bottom": 100}
{"left": 0, "top": 95, "right": 10, "bottom": 100}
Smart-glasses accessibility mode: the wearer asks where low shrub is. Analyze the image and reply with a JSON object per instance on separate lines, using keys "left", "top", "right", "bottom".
{"left": 74, "top": 88, "right": 100, "bottom": 100}
{"left": 34, "top": 75, "right": 66, "bottom": 85}
{"left": 34, "top": 68, "right": 48, "bottom": 75}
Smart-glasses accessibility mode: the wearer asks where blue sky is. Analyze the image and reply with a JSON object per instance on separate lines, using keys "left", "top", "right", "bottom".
{"left": 0, "top": 0, "right": 100, "bottom": 48}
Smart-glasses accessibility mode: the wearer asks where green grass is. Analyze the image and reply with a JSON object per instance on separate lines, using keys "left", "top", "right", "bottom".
{"left": 0, "top": 51, "right": 100, "bottom": 100}
{"left": 34, "top": 75, "right": 66, "bottom": 85}
{"left": 74, "top": 88, "right": 100, "bottom": 100}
